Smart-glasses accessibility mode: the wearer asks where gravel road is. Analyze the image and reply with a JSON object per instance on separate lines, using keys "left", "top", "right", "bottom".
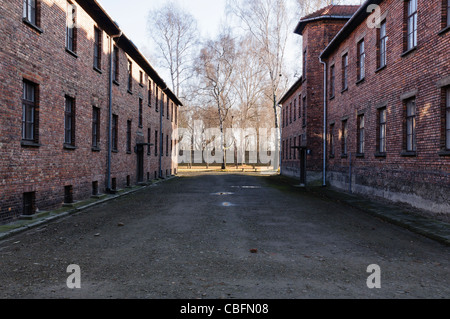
{"left": 0, "top": 172, "right": 449, "bottom": 299}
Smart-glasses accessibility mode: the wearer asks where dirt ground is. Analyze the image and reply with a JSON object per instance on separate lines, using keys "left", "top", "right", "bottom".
{"left": 0, "top": 172, "right": 449, "bottom": 299}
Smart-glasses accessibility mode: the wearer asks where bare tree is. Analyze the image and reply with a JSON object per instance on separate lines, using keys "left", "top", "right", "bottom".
{"left": 227, "top": 0, "right": 290, "bottom": 170}
{"left": 146, "top": 2, "right": 199, "bottom": 99}
{"left": 195, "top": 30, "right": 237, "bottom": 169}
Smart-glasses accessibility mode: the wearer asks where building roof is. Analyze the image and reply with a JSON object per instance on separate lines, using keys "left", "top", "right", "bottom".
{"left": 76, "top": 0, "right": 183, "bottom": 106}
{"left": 294, "top": 4, "right": 360, "bottom": 35}
{"left": 278, "top": 76, "right": 303, "bottom": 105}
{"left": 320, "top": 0, "right": 383, "bottom": 60}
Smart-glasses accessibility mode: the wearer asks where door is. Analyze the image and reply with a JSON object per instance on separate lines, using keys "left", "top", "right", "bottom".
{"left": 299, "top": 148, "right": 307, "bottom": 185}
{"left": 137, "top": 145, "right": 144, "bottom": 183}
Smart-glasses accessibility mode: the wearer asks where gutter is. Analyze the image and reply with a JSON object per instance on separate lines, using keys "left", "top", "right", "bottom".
{"left": 107, "top": 31, "right": 122, "bottom": 192}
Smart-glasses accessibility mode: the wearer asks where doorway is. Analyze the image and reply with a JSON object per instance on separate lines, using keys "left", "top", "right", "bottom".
{"left": 136, "top": 145, "right": 144, "bottom": 183}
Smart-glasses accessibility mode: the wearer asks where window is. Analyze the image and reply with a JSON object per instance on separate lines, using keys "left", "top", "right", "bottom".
{"left": 148, "top": 79, "right": 152, "bottom": 106}
{"left": 66, "top": 1, "right": 77, "bottom": 53}
{"left": 289, "top": 137, "right": 292, "bottom": 159}
{"left": 405, "top": 98, "right": 416, "bottom": 152}
{"left": 330, "top": 65, "right": 335, "bottom": 98}
{"left": 293, "top": 137, "right": 296, "bottom": 160}
{"left": 302, "top": 48, "right": 307, "bottom": 79}
{"left": 445, "top": 87, "right": 450, "bottom": 150}
{"left": 447, "top": 0, "right": 450, "bottom": 27}
{"left": 155, "top": 130, "right": 158, "bottom": 156}
{"left": 92, "top": 107, "right": 100, "bottom": 149}
{"left": 127, "top": 60, "right": 133, "bottom": 92}
{"left": 126, "top": 120, "right": 132, "bottom": 153}
{"left": 138, "top": 98, "right": 143, "bottom": 128}
{"left": 22, "top": 80, "right": 38, "bottom": 143}
{"left": 298, "top": 95, "right": 302, "bottom": 119}
{"left": 357, "top": 40, "right": 365, "bottom": 81}
{"left": 293, "top": 99, "right": 297, "bottom": 122}
{"left": 378, "top": 108, "right": 387, "bottom": 154}
{"left": 289, "top": 102, "right": 292, "bottom": 124}
{"left": 302, "top": 96, "right": 307, "bottom": 127}
{"left": 342, "top": 53, "right": 348, "bottom": 91}
{"left": 139, "top": 71, "right": 144, "bottom": 86}
{"left": 282, "top": 108, "right": 285, "bottom": 128}
{"left": 341, "top": 120, "right": 348, "bottom": 156}
{"left": 147, "top": 128, "right": 151, "bottom": 155}
{"left": 64, "top": 96, "right": 75, "bottom": 147}
{"left": 161, "top": 93, "right": 165, "bottom": 117}
{"left": 112, "top": 114, "right": 118, "bottom": 151}
{"left": 23, "top": 0, "right": 38, "bottom": 26}
{"left": 406, "top": 0, "right": 418, "bottom": 51}
{"left": 329, "top": 123, "right": 335, "bottom": 157}
{"left": 175, "top": 105, "right": 178, "bottom": 124}
{"left": 167, "top": 97, "right": 170, "bottom": 120}
{"left": 378, "top": 20, "right": 387, "bottom": 69}
{"left": 113, "top": 46, "right": 119, "bottom": 83}
{"left": 155, "top": 87, "right": 159, "bottom": 112}
{"left": 357, "top": 114, "right": 365, "bottom": 155}
{"left": 93, "top": 27, "right": 102, "bottom": 70}
{"left": 166, "top": 135, "right": 169, "bottom": 157}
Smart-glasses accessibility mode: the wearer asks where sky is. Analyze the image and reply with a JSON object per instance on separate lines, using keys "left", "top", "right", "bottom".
{"left": 96, "top": 0, "right": 362, "bottom": 89}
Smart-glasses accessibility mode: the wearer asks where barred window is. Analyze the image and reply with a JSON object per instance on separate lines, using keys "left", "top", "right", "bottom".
{"left": 127, "top": 60, "right": 133, "bottom": 92}
{"left": 113, "top": 46, "right": 119, "bottom": 83}
{"left": 378, "top": 108, "right": 387, "bottom": 154}
{"left": 126, "top": 120, "right": 132, "bottom": 153}
{"left": 66, "top": 1, "right": 77, "bottom": 52}
{"left": 329, "top": 123, "right": 335, "bottom": 157}
{"left": 92, "top": 107, "right": 100, "bottom": 149}
{"left": 341, "top": 120, "right": 348, "bottom": 156}
{"left": 330, "top": 65, "right": 335, "bottom": 98}
{"left": 112, "top": 114, "right": 118, "bottom": 151}
{"left": 405, "top": 98, "right": 416, "bottom": 152}
{"left": 445, "top": 87, "right": 450, "bottom": 150}
{"left": 357, "top": 114, "right": 365, "bottom": 154}
{"left": 342, "top": 53, "right": 348, "bottom": 90}
{"left": 357, "top": 40, "right": 365, "bottom": 81}
{"left": 93, "top": 27, "right": 102, "bottom": 70}
{"left": 64, "top": 96, "right": 75, "bottom": 146}
{"left": 406, "top": 0, "right": 418, "bottom": 50}
{"left": 378, "top": 20, "right": 387, "bottom": 68}
{"left": 22, "top": 80, "right": 37, "bottom": 142}
{"left": 23, "top": 0, "right": 37, "bottom": 25}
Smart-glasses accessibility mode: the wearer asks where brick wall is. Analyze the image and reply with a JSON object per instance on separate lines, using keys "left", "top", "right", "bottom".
{"left": 323, "top": 0, "right": 450, "bottom": 215}
{"left": 281, "top": 18, "right": 348, "bottom": 182}
{"left": 0, "top": 0, "right": 180, "bottom": 223}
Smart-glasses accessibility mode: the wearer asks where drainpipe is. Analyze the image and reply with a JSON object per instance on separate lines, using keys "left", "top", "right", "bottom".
{"left": 319, "top": 57, "right": 327, "bottom": 187}
{"left": 107, "top": 31, "right": 122, "bottom": 192}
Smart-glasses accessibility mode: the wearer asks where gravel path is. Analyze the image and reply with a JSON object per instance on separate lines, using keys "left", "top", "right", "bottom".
{"left": 0, "top": 172, "right": 449, "bottom": 299}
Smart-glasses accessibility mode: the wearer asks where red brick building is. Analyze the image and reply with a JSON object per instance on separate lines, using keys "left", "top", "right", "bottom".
{"left": 0, "top": 0, "right": 182, "bottom": 223}
{"left": 281, "top": 0, "right": 449, "bottom": 217}
{"left": 280, "top": 5, "right": 359, "bottom": 184}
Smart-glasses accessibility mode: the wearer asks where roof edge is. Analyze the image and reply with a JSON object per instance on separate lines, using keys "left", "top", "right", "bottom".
{"left": 320, "top": 0, "right": 383, "bottom": 60}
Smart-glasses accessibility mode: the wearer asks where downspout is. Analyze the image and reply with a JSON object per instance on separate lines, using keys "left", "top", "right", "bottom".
{"left": 107, "top": 31, "right": 122, "bottom": 192}
{"left": 319, "top": 57, "right": 327, "bottom": 187}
